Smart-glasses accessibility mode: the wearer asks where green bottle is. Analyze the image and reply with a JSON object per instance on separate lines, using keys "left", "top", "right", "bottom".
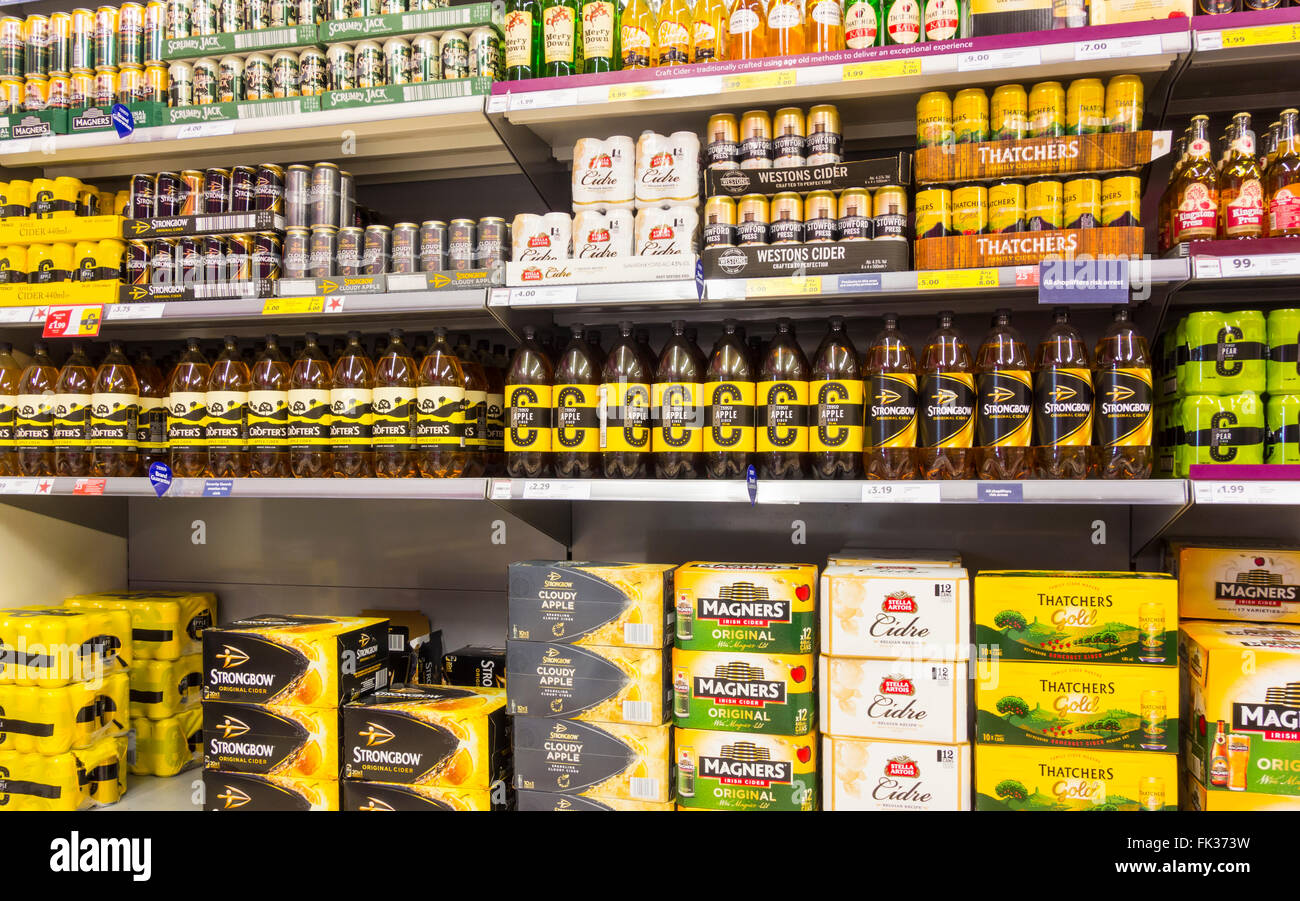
{"left": 882, "top": 0, "right": 921, "bottom": 45}
{"left": 580, "top": 0, "right": 620, "bottom": 73}
{"left": 505, "top": 0, "right": 544, "bottom": 80}
{"left": 542, "top": 0, "right": 583, "bottom": 77}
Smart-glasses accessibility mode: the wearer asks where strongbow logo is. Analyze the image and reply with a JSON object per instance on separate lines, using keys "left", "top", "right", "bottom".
{"left": 129, "top": 221, "right": 152, "bottom": 235}
{"left": 1107, "top": 384, "right": 1135, "bottom": 402}
{"left": 555, "top": 798, "right": 573, "bottom": 809}
{"left": 544, "top": 647, "right": 563, "bottom": 662}
{"left": 359, "top": 797, "right": 396, "bottom": 811}
{"left": 882, "top": 591, "right": 917, "bottom": 614}
{"left": 989, "top": 385, "right": 1017, "bottom": 404}
{"left": 876, "top": 388, "right": 902, "bottom": 405}
{"left": 1050, "top": 385, "right": 1078, "bottom": 402}
{"left": 215, "top": 645, "right": 249, "bottom": 668}
{"left": 215, "top": 716, "right": 250, "bottom": 739}
{"left": 886, "top": 756, "right": 919, "bottom": 778}
{"left": 933, "top": 388, "right": 958, "bottom": 406}
{"left": 880, "top": 675, "right": 915, "bottom": 695}
{"left": 358, "top": 632, "right": 372, "bottom": 648}
{"left": 359, "top": 722, "right": 396, "bottom": 746}
{"left": 216, "top": 785, "right": 252, "bottom": 809}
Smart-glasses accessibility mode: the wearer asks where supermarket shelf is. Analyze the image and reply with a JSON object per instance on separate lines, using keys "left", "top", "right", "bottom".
{"left": 1173, "top": 6, "right": 1300, "bottom": 116}
{"left": 0, "top": 476, "right": 490, "bottom": 499}
{"left": 101, "top": 773, "right": 201, "bottom": 813}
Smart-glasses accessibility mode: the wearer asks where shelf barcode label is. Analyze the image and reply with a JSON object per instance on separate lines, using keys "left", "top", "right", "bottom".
{"left": 401, "top": 9, "right": 469, "bottom": 30}
{"left": 401, "top": 80, "right": 472, "bottom": 102}
{"left": 233, "top": 26, "right": 299, "bottom": 49}
{"left": 629, "top": 777, "right": 660, "bottom": 802}
{"left": 238, "top": 100, "right": 302, "bottom": 119}
{"left": 193, "top": 213, "right": 259, "bottom": 232}
{"left": 193, "top": 281, "right": 259, "bottom": 299}
{"left": 622, "top": 701, "right": 652, "bottom": 724}
{"left": 623, "top": 623, "right": 653, "bottom": 646}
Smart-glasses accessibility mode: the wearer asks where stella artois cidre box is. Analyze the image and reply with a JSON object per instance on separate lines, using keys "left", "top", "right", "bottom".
{"left": 512, "top": 717, "right": 673, "bottom": 803}
{"left": 672, "top": 562, "right": 818, "bottom": 655}
{"left": 508, "top": 561, "right": 675, "bottom": 649}
{"left": 506, "top": 641, "right": 671, "bottom": 726}
{"left": 826, "top": 548, "right": 962, "bottom": 567}
{"left": 974, "top": 745, "right": 1178, "bottom": 811}
{"left": 823, "top": 736, "right": 971, "bottom": 811}
{"left": 974, "top": 571, "right": 1177, "bottom": 666}
{"left": 819, "top": 655, "right": 969, "bottom": 744}
{"left": 821, "top": 564, "right": 970, "bottom": 660}
{"left": 674, "top": 727, "right": 817, "bottom": 811}
{"left": 1167, "top": 542, "right": 1300, "bottom": 624}
{"left": 671, "top": 649, "right": 816, "bottom": 736}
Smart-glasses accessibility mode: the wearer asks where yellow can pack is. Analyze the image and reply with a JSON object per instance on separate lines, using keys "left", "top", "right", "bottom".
{"left": 0, "top": 734, "right": 128, "bottom": 811}
{"left": 672, "top": 562, "right": 818, "bottom": 655}
{"left": 202, "top": 614, "right": 389, "bottom": 709}
{"left": 821, "top": 564, "right": 971, "bottom": 660}
{"left": 342, "top": 685, "right": 508, "bottom": 789}
{"left": 0, "top": 672, "right": 128, "bottom": 755}
{"left": 1182, "top": 768, "right": 1300, "bottom": 811}
{"left": 130, "top": 707, "right": 202, "bottom": 777}
{"left": 343, "top": 780, "right": 508, "bottom": 811}
{"left": 0, "top": 606, "right": 132, "bottom": 687}
{"left": 65, "top": 590, "right": 217, "bottom": 660}
{"left": 129, "top": 654, "right": 201, "bottom": 719}
{"left": 672, "top": 648, "right": 816, "bottom": 736}
{"left": 508, "top": 561, "right": 675, "bottom": 649}
{"left": 204, "top": 700, "right": 340, "bottom": 781}
{"left": 674, "top": 727, "right": 818, "bottom": 811}
{"left": 1167, "top": 542, "right": 1300, "bottom": 624}
{"left": 974, "top": 570, "right": 1177, "bottom": 666}
{"left": 203, "top": 771, "right": 338, "bottom": 811}
{"left": 974, "top": 744, "right": 1177, "bottom": 811}
{"left": 517, "top": 789, "right": 673, "bottom": 811}
{"left": 506, "top": 641, "right": 671, "bottom": 726}
{"left": 513, "top": 717, "right": 672, "bottom": 803}
{"left": 823, "top": 736, "right": 971, "bottom": 812}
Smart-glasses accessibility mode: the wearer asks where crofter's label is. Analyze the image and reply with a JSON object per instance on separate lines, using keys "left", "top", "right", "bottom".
{"left": 1096, "top": 369, "right": 1152, "bottom": 447}
{"left": 371, "top": 386, "right": 415, "bottom": 447}
{"left": 554, "top": 383, "right": 599, "bottom": 453}
{"left": 206, "top": 390, "right": 248, "bottom": 450}
{"left": 601, "top": 381, "right": 651, "bottom": 452}
{"left": 674, "top": 648, "right": 815, "bottom": 735}
{"left": 248, "top": 389, "right": 288, "bottom": 449}
{"left": 88, "top": 393, "right": 138, "bottom": 447}
{"left": 53, "top": 393, "right": 91, "bottom": 448}
{"left": 543, "top": 6, "right": 576, "bottom": 64}
{"left": 417, "top": 384, "right": 465, "bottom": 447}
{"left": 167, "top": 391, "right": 207, "bottom": 448}
{"left": 1035, "top": 368, "right": 1093, "bottom": 447}
{"left": 919, "top": 372, "right": 975, "bottom": 448}
{"left": 464, "top": 389, "right": 489, "bottom": 449}
{"left": 504, "top": 10, "right": 534, "bottom": 69}
{"left": 811, "top": 378, "right": 864, "bottom": 453}
{"left": 486, "top": 392, "right": 505, "bottom": 447}
{"left": 138, "top": 397, "right": 167, "bottom": 450}
{"left": 506, "top": 384, "right": 552, "bottom": 453}
{"left": 976, "top": 370, "right": 1032, "bottom": 447}
{"left": 757, "top": 379, "right": 809, "bottom": 453}
{"left": 0, "top": 395, "right": 15, "bottom": 447}
{"left": 844, "top": 0, "right": 879, "bottom": 48}
{"left": 652, "top": 381, "right": 703, "bottom": 453}
{"left": 675, "top": 727, "right": 817, "bottom": 811}
{"left": 287, "top": 388, "right": 330, "bottom": 447}
{"left": 330, "top": 387, "right": 372, "bottom": 446}
{"left": 581, "top": 1, "right": 615, "bottom": 58}
{"left": 703, "top": 380, "right": 755, "bottom": 454}
{"left": 868, "top": 373, "right": 917, "bottom": 448}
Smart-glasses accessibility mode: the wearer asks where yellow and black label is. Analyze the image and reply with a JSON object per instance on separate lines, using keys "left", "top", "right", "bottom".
{"left": 137, "top": 397, "right": 167, "bottom": 451}
{"left": 1096, "top": 368, "right": 1152, "bottom": 447}
{"left": 919, "top": 372, "right": 975, "bottom": 448}
{"left": 810, "top": 378, "right": 864, "bottom": 453}
{"left": 248, "top": 389, "right": 288, "bottom": 449}
{"left": 417, "top": 384, "right": 466, "bottom": 447}
{"left": 506, "top": 384, "right": 552, "bottom": 453}
{"left": 703, "top": 380, "right": 755, "bottom": 454}
{"left": 757, "top": 380, "right": 809, "bottom": 453}
{"left": 1034, "top": 367, "right": 1093, "bottom": 447}
{"left": 167, "top": 391, "right": 207, "bottom": 449}
{"left": 868, "top": 374, "right": 918, "bottom": 449}
{"left": 330, "top": 388, "right": 372, "bottom": 447}
{"left": 371, "top": 386, "right": 415, "bottom": 447}
{"left": 601, "top": 381, "right": 652, "bottom": 453}
{"left": 652, "top": 381, "right": 703, "bottom": 453}
{"left": 486, "top": 392, "right": 505, "bottom": 448}
{"left": 554, "top": 383, "right": 599, "bottom": 453}
{"left": 465, "top": 389, "right": 489, "bottom": 449}
{"left": 206, "top": 390, "right": 248, "bottom": 450}
{"left": 976, "top": 369, "right": 1032, "bottom": 447}
{"left": 0, "top": 395, "right": 18, "bottom": 448}
{"left": 53, "top": 392, "right": 91, "bottom": 449}
{"left": 287, "top": 388, "right": 330, "bottom": 448}
{"left": 88, "top": 392, "right": 138, "bottom": 448}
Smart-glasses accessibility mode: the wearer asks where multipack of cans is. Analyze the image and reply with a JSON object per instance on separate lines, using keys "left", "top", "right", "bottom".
{"left": 916, "top": 173, "right": 1142, "bottom": 239}
{"left": 1, "top": 175, "right": 124, "bottom": 219}
{"left": 571, "top": 131, "right": 701, "bottom": 212}
{"left": 513, "top": 208, "right": 698, "bottom": 261}
{"left": 321, "top": 27, "right": 499, "bottom": 92}
{"left": 703, "top": 186, "right": 907, "bottom": 249}
{"left": 704, "top": 104, "right": 844, "bottom": 171}
{"left": 292, "top": 215, "right": 507, "bottom": 279}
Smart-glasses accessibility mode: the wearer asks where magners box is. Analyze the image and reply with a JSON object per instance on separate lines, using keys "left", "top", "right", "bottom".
{"left": 821, "top": 564, "right": 970, "bottom": 660}
{"left": 823, "top": 736, "right": 971, "bottom": 812}
{"left": 820, "top": 655, "right": 968, "bottom": 744}
{"left": 506, "top": 641, "right": 671, "bottom": 726}
{"left": 342, "top": 684, "right": 509, "bottom": 790}
{"left": 674, "top": 727, "right": 817, "bottom": 811}
{"left": 974, "top": 571, "right": 1177, "bottom": 666}
{"left": 974, "top": 745, "right": 1177, "bottom": 811}
{"left": 1180, "top": 620, "right": 1300, "bottom": 797}
{"left": 508, "top": 561, "right": 675, "bottom": 649}
{"left": 203, "top": 700, "right": 341, "bottom": 780}
{"left": 512, "top": 716, "right": 673, "bottom": 804}
{"left": 202, "top": 614, "right": 389, "bottom": 709}
{"left": 203, "top": 771, "right": 339, "bottom": 811}
{"left": 672, "top": 562, "right": 818, "bottom": 655}
{"left": 1182, "top": 767, "right": 1300, "bottom": 811}
{"left": 976, "top": 661, "right": 1178, "bottom": 754}
{"left": 1167, "top": 542, "right": 1300, "bottom": 624}
{"left": 672, "top": 648, "right": 816, "bottom": 736}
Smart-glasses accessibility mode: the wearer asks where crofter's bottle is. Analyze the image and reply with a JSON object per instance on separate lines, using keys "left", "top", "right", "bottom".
{"left": 1094, "top": 306, "right": 1153, "bottom": 480}
{"left": 373, "top": 329, "right": 418, "bottom": 478}
{"left": 654, "top": 319, "right": 705, "bottom": 479}
{"left": 864, "top": 313, "right": 918, "bottom": 479}
{"left": 811, "top": 316, "right": 864, "bottom": 479}
{"left": 207, "top": 336, "right": 250, "bottom": 478}
{"left": 332, "top": 332, "right": 374, "bottom": 478}
{"left": 1034, "top": 307, "right": 1094, "bottom": 480}
{"left": 289, "top": 333, "right": 333, "bottom": 478}
{"left": 601, "top": 321, "right": 652, "bottom": 479}
{"left": 418, "top": 327, "right": 468, "bottom": 479}
{"left": 455, "top": 335, "right": 490, "bottom": 478}
{"left": 90, "top": 341, "right": 140, "bottom": 477}
{"left": 16, "top": 344, "right": 56, "bottom": 477}
{"left": 481, "top": 346, "right": 507, "bottom": 476}
{"left": 167, "top": 338, "right": 211, "bottom": 478}
{"left": 249, "top": 335, "right": 290, "bottom": 478}
{"left": 757, "top": 318, "right": 810, "bottom": 480}
{"left": 506, "top": 326, "right": 553, "bottom": 478}
{"left": 54, "top": 343, "right": 94, "bottom": 477}
{"left": 919, "top": 311, "right": 975, "bottom": 480}
{"left": 975, "top": 309, "right": 1033, "bottom": 480}
{"left": 704, "top": 319, "right": 755, "bottom": 480}
{"left": 135, "top": 348, "right": 168, "bottom": 471}
{"left": 0, "top": 342, "right": 19, "bottom": 476}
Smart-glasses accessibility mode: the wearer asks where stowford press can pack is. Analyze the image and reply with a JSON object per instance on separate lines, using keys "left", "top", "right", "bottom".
{"left": 506, "top": 641, "right": 671, "bottom": 726}
{"left": 672, "top": 562, "right": 818, "bottom": 654}
{"left": 508, "top": 561, "right": 675, "bottom": 649}
{"left": 675, "top": 727, "right": 817, "bottom": 811}
{"left": 512, "top": 716, "right": 673, "bottom": 804}
{"left": 672, "top": 648, "right": 816, "bottom": 736}
{"left": 974, "top": 744, "right": 1177, "bottom": 811}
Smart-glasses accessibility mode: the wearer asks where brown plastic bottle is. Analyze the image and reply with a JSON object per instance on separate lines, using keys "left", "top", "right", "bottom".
{"left": 134, "top": 348, "right": 168, "bottom": 471}
{"left": 16, "top": 343, "right": 57, "bottom": 477}
{"left": 332, "top": 331, "right": 375, "bottom": 478}
{"left": 554, "top": 324, "right": 602, "bottom": 479}
{"left": 585, "top": 328, "right": 606, "bottom": 362}
{"left": 373, "top": 329, "right": 418, "bottom": 478}
{"left": 811, "top": 316, "right": 864, "bottom": 480}
{"left": 90, "top": 341, "right": 140, "bottom": 477}
{"left": 505, "top": 326, "right": 554, "bottom": 478}
{"left": 919, "top": 311, "right": 976, "bottom": 480}
{"left": 289, "top": 333, "right": 333, "bottom": 478}
{"left": 166, "top": 337, "right": 211, "bottom": 478}
{"left": 206, "top": 336, "right": 250, "bottom": 478}
{"left": 454, "top": 334, "right": 489, "bottom": 478}
{"left": 249, "top": 335, "right": 290, "bottom": 478}
{"left": 1094, "top": 306, "right": 1153, "bottom": 480}
{"left": 635, "top": 328, "right": 657, "bottom": 373}
{"left": 0, "top": 342, "right": 22, "bottom": 476}
{"left": 602, "top": 321, "right": 653, "bottom": 479}
{"left": 417, "top": 327, "right": 468, "bottom": 478}
{"left": 480, "top": 343, "right": 507, "bottom": 476}
{"left": 704, "top": 319, "right": 755, "bottom": 480}
{"left": 1034, "top": 307, "right": 1094, "bottom": 480}
{"left": 54, "top": 343, "right": 94, "bottom": 476}
{"left": 757, "top": 318, "right": 810, "bottom": 480}
{"left": 654, "top": 320, "right": 705, "bottom": 479}
{"left": 975, "top": 309, "right": 1034, "bottom": 480}
{"left": 864, "top": 314, "right": 919, "bottom": 480}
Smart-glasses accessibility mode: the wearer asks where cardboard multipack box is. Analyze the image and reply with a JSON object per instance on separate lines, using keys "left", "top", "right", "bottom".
{"left": 821, "top": 564, "right": 970, "bottom": 660}
{"left": 203, "top": 701, "right": 340, "bottom": 780}
{"left": 516, "top": 789, "right": 673, "bottom": 811}
{"left": 672, "top": 562, "right": 818, "bottom": 654}
{"left": 341, "top": 780, "right": 509, "bottom": 811}
{"left": 826, "top": 548, "right": 962, "bottom": 567}
{"left": 672, "top": 649, "right": 816, "bottom": 736}
{"left": 974, "top": 745, "right": 1178, "bottom": 811}
{"left": 1182, "top": 767, "right": 1300, "bottom": 811}
{"left": 202, "top": 771, "right": 338, "bottom": 811}
{"left": 674, "top": 727, "right": 817, "bottom": 811}
{"left": 820, "top": 655, "right": 969, "bottom": 744}
{"left": 513, "top": 717, "right": 673, "bottom": 804}
{"left": 506, "top": 641, "right": 670, "bottom": 726}
{"left": 1166, "top": 542, "right": 1300, "bottom": 624}
{"left": 441, "top": 645, "right": 506, "bottom": 689}
{"left": 508, "top": 561, "right": 674, "bottom": 649}
{"left": 823, "top": 736, "right": 971, "bottom": 811}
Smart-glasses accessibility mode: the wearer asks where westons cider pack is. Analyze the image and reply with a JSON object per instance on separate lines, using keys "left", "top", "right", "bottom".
{"left": 674, "top": 727, "right": 817, "bottom": 811}
{"left": 974, "top": 571, "right": 1176, "bottom": 666}
{"left": 0, "top": 672, "right": 128, "bottom": 755}
{"left": 342, "top": 685, "right": 508, "bottom": 789}
{"left": 131, "top": 707, "right": 202, "bottom": 777}
{"left": 976, "top": 661, "right": 1178, "bottom": 753}
{"left": 203, "top": 770, "right": 339, "bottom": 811}
{"left": 974, "top": 744, "right": 1177, "bottom": 811}
{"left": 0, "top": 734, "right": 128, "bottom": 811}
{"left": 513, "top": 716, "right": 673, "bottom": 804}
{"left": 506, "top": 641, "right": 671, "bottom": 726}
{"left": 516, "top": 790, "right": 674, "bottom": 811}
{"left": 342, "top": 780, "right": 507, "bottom": 811}
{"left": 0, "top": 606, "right": 132, "bottom": 687}
{"left": 672, "top": 648, "right": 816, "bottom": 736}
{"left": 821, "top": 564, "right": 971, "bottom": 660}
{"left": 508, "top": 561, "right": 674, "bottom": 649}
{"left": 64, "top": 590, "right": 217, "bottom": 659}
{"left": 820, "top": 655, "right": 969, "bottom": 744}
{"left": 673, "top": 562, "right": 817, "bottom": 654}
{"left": 823, "top": 736, "right": 971, "bottom": 811}
{"left": 1167, "top": 542, "right": 1300, "bottom": 624}
{"left": 202, "top": 614, "right": 388, "bottom": 709}
{"left": 129, "top": 653, "right": 202, "bottom": 719}
{"left": 203, "top": 700, "right": 341, "bottom": 780}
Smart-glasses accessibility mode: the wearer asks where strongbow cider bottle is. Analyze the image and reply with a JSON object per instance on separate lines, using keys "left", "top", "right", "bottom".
{"left": 1034, "top": 307, "right": 1094, "bottom": 480}
{"left": 864, "top": 313, "right": 918, "bottom": 479}
{"left": 1094, "top": 306, "right": 1153, "bottom": 479}
{"left": 975, "top": 309, "right": 1033, "bottom": 480}
{"left": 919, "top": 310, "right": 976, "bottom": 480}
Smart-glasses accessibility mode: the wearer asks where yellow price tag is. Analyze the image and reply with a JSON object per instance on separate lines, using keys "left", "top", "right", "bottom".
{"left": 916, "top": 269, "right": 998, "bottom": 290}
{"left": 262, "top": 296, "right": 324, "bottom": 315}
{"left": 609, "top": 83, "right": 662, "bottom": 102}
{"left": 843, "top": 58, "right": 922, "bottom": 81}
{"left": 745, "top": 276, "right": 822, "bottom": 298}
{"left": 1220, "top": 23, "right": 1300, "bottom": 47}
{"left": 722, "top": 70, "right": 797, "bottom": 92}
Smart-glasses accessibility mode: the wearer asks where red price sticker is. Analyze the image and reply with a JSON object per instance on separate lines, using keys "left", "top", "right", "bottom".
{"left": 42, "top": 305, "right": 104, "bottom": 338}
{"left": 73, "top": 478, "right": 106, "bottom": 496}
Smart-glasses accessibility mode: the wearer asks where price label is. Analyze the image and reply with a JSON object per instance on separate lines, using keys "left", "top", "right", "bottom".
{"left": 1219, "top": 23, "right": 1300, "bottom": 49}
{"left": 0, "top": 478, "right": 39, "bottom": 494}
{"left": 609, "top": 82, "right": 665, "bottom": 102}
{"left": 1192, "top": 256, "right": 1222, "bottom": 279}
{"left": 956, "top": 47, "right": 1041, "bottom": 72}
{"left": 384, "top": 273, "right": 426, "bottom": 292}
{"left": 73, "top": 478, "right": 106, "bottom": 496}
{"left": 485, "top": 93, "right": 508, "bottom": 114}
{"left": 522, "top": 480, "right": 591, "bottom": 500}
{"left": 176, "top": 121, "right": 237, "bottom": 139}
{"left": 489, "top": 479, "right": 513, "bottom": 500}
{"left": 262, "top": 296, "right": 324, "bottom": 315}
{"left": 1193, "top": 481, "right": 1294, "bottom": 504}
{"left": 42, "top": 305, "right": 103, "bottom": 337}
{"left": 722, "top": 69, "right": 797, "bottom": 92}
{"left": 0, "top": 307, "right": 35, "bottom": 323}
{"left": 843, "top": 58, "right": 922, "bottom": 81}
{"left": 860, "top": 482, "right": 941, "bottom": 503}
{"left": 745, "top": 276, "right": 822, "bottom": 298}
{"left": 508, "top": 285, "right": 577, "bottom": 306}
{"left": 509, "top": 89, "right": 577, "bottom": 111}
{"left": 1073, "top": 34, "right": 1163, "bottom": 61}
{"left": 917, "top": 268, "right": 998, "bottom": 290}
{"left": 105, "top": 302, "right": 165, "bottom": 320}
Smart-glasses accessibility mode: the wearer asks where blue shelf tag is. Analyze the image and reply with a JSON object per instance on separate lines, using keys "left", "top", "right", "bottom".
{"left": 148, "top": 462, "right": 172, "bottom": 497}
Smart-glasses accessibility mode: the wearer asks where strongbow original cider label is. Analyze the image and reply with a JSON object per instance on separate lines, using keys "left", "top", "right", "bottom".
{"left": 675, "top": 727, "right": 817, "bottom": 811}
{"left": 203, "top": 770, "right": 338, "bottom": 811}
{"left": 343, "top": 781, "right": 501, "bottom": 811}
{"left": 673, "top": 649, "right": 816, "bottom": 736}
{"left": 868, "top": 373, "right": 918, "bottom": 449}
{"left": 975, "top": 745, "right": 1177, "bottom": 811}
{"left": 506, "top": 641, "right": 670, "bottom": 726}
{"left": 1096, "top": 368, "right": 1153, "bottom": 448}
{"left": 202, "top": 700, "right": 339, "bottom": 779}
{"left": 674, "top": 562, "right": 817, "bottom": 654}
{"left": 920, "top": 372, "right": 975, "bottom": 448}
